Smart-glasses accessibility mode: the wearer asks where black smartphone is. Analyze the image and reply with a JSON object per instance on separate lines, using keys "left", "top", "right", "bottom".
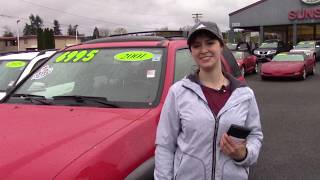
{"left": 227, "top": 124, "right": 251, "bottom": 139}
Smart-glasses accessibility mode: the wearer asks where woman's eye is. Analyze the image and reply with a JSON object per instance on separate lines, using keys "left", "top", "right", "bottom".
{"left": 192, "top": 44, "right": 201, "bottom": 48}
{"left": 207, "top": 41, "right": 216, "bottom": 45}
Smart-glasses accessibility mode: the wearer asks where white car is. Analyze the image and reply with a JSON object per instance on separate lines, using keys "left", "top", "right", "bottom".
{"left": 0, "top": 51, "right": 56, "bottom": 100}
{"left": 290, "top": 40, "right": 320, "bottom": 61}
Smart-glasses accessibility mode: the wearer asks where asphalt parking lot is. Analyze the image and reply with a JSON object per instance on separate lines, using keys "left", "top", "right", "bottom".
{"left": 247, "top": 62, "right": 320, "bottom": 180}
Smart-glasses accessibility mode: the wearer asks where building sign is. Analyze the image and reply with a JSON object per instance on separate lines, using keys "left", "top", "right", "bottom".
{"left": 231, "top": 23, "right": 241, "bottom": 27}
{"left": 288, "top": 7, "right": 320, "bottom": 20}
{"left": 301, "top": 0, "right": 320, "bottom": 5}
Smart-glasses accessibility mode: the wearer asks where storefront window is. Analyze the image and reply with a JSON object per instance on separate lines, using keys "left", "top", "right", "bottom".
{"left": 297, "top": 24, "right": 314, "bottom": 42}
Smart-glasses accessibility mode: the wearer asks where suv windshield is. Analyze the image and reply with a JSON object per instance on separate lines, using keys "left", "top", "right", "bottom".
{"left": 259, "top": 42, "right": 278, "bottom": 48}
{"left": 8, "top": 48, "right": 165, "bottom": 108}
{"left": 0, "top": 60, "right": 29, "bottom": 91}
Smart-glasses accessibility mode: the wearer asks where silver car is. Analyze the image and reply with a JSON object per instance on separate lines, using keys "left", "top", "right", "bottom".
{"left": 290, "top": 40, "right": 320, "bottom": 61}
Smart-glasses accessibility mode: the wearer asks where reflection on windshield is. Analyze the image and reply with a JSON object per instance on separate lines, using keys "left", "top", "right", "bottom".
{"left": 272, "top": 54, "right": 304, "bottom": 62}
{"left": 0, "top": 60, "right": 28, "bottom": 91}
{"left": 295, "top": 42, "right": 315, "bottom": 49}
{"left": 10, "top": 48, "right": 164, "bottom": 108}
{"left": 260, "top": 42, "right": 278, "bottom": 48}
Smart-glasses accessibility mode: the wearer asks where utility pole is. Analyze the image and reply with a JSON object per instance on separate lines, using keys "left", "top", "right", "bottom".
{"left": 16, "top": 19, "right": 20, "bottom": 51}
{"left": 192, "top": 13, "right": 203, "bottom": 23}
{"left": 75, "top": 24, "right": 78, "bottom": 44}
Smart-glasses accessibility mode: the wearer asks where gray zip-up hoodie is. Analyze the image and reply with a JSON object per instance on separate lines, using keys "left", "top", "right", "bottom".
{"left": 154, "top": 74, "right": 263, "bottom": 180}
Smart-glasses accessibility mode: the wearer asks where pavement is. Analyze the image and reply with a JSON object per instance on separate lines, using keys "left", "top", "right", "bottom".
{"left": 248, "top": 62, "right": 320, "bottom": 180}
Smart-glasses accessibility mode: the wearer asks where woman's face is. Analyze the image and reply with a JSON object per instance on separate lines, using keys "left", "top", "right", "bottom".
{"left": 190, "top": 34, "right": 223, "bottom": 72}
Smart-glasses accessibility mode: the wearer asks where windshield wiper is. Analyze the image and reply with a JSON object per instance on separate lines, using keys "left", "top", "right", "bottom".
{"left": 11, "top": 93, "right": 52, "bottom": 105}
{"left": 52, "top": 95, "right": 119, "bottom": 108}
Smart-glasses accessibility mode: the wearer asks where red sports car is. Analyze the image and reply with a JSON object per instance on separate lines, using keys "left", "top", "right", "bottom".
{"left": 232, "top": 50, "right": 258, "bottom": 76}
{"left": 260, "top": 52, "right": 316, "bottom": 80}
{"left": 0, "top": 33, "right": 243, "bottom": 179}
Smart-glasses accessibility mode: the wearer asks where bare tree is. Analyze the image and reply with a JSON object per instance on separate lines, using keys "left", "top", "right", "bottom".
{"left": 113, "top": 27, "right": 127, "bottom": 35}
{"left": 157, "top": 26, "right": 169, "bottom": 31}
{"left": 99, "top": 28, "right": 110, "bottom": 37}
{"left": 179, "top": 25, "right": 192, "bottom": 32}
{"left": 2, "top": 26, "right": 14, "bottom": 37}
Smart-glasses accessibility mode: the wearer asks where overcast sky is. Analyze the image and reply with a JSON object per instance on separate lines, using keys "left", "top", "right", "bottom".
{"left": 0, "top": 0, "right": 258, "bottom": 36}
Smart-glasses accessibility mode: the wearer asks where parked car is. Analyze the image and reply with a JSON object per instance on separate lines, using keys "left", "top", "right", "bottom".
{"left": 232, "top": 51, "right": 258, "bottom": 76}
{"left": 253, "top": 39, "right": 289, "bottom": 62}
{"left": 0, "top": 51, "right": 55, "bottom": 100}
{"left": 230, "top": 42, "right": 258, "bottom": 76}
{"left": 226, "top": 42, "right": 237, "bottom": 50}
{"left": 0, "top": 34, "right": 243, "bottom": 179}
{"left": 290, "top": 40, "right": 320, "bottom": 61}
{"left": 260, "top": 52, "right": 315, "bottom": 80}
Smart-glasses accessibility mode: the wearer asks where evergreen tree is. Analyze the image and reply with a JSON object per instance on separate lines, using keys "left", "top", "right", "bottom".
{"left": 37, "top": 28, "right": 55, "bottom": 50}
{"left": 67, "top": 24, "right": 78, "bottom": 36}
{"left": 37, "top": 28, "right": 44, "bottom": 50}
{"left": 67, "top": 24, "right": 73, "bottom": 35}
{"left": 48, "top": 29, "right": 55, "bottom": 49}
{"left": 53, "top": 20, "right": 62, "bottom": 35}
{"left": 92, "top": 27, "right": 99, "bottom": 39}
{"left": 23, "top": 14, "right": 44, "bottom": 35}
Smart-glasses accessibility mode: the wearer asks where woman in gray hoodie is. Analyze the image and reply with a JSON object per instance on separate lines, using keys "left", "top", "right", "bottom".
{"left": 154, "top": 21, "right": 263, "bottom": 180}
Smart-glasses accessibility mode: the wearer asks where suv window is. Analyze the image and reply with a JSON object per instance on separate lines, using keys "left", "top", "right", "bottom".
{"left": 0, "top": 60, "right": 29, "bottom": 91}
{"left": 174, "top": 49, "right": 196, "bottom": 82}
{"left": 9, "top": 48, "right": 165, "bottom": 108}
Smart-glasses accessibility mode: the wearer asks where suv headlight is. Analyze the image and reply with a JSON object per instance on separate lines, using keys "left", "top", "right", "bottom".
{"left": 267, "top": 50, "right": 277, "bottom": 55}
{"left": 254, "top": 50, "right": 259, "bottom": 55}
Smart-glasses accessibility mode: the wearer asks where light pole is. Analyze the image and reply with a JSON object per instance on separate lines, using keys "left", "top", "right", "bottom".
{"left": 75, "top": 24, "right": 78, "bottom": 44}
{"left": 16, "top": 19, "right": 20, "bottom": 51}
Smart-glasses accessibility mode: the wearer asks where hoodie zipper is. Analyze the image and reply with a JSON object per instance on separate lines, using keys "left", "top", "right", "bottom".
{"left": 211, "top": 112, "right": 219, "bottom": 180}
{"left": 185, "top": 86, "right": 218, "bottom": 180}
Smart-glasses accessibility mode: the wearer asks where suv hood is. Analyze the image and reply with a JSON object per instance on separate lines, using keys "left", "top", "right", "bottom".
{"left": 0, "top": 104, "right": 149, "bottom": 179}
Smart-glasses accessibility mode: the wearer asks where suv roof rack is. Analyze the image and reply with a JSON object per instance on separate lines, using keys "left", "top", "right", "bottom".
{"left": 83, "top": 36, "right": 167, "bottom": 44}
{"left": 83, "top": 30, "right": 189, "bottom": 44}
{"left": 110, "top": 30, "right": 188, "bottom": 38}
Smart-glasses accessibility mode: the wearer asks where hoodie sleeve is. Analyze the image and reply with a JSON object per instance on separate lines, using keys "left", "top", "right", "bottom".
{"left": 154, "top": 87, "right": 180, "bottom": 180}
{"left": 234, "top": 93, "right": 263, "bottom": 167}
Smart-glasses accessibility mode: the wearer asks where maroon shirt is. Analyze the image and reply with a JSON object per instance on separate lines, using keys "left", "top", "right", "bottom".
{"left": 201, "top": 84, "right": 231, "bottom": 116}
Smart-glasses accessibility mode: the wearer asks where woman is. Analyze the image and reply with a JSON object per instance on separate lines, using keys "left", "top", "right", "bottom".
{"left": 154, "top": 21, "right": 263, "bottom": 180}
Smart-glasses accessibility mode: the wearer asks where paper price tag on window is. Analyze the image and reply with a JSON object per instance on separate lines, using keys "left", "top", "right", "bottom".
{"left": 146, "top": 70, "right": 156, "bottom": 78}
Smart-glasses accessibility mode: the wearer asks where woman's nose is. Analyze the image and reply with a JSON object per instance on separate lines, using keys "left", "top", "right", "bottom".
{"left": 199, "top": 45, "right": 208, "bottom": 53}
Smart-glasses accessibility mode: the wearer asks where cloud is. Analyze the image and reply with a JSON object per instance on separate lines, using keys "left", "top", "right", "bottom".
{"left": 0, "top": 0, "right": 258, "bottom": 36}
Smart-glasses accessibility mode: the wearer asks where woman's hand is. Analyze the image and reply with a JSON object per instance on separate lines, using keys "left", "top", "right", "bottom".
{"left": 220, "top": 133, "right": 247, "bottom": 161}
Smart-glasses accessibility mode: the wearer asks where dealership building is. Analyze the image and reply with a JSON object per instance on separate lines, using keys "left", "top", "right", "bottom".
{"left": 229, "top": 0, "right": 320, "bottom": 46}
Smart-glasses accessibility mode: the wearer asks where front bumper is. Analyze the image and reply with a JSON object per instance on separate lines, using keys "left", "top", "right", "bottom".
{"left": 260, "top": 71, "right": 302, "bottom": 78}
{"left": 254, "top": 54, "right": 275, "bottom": 62}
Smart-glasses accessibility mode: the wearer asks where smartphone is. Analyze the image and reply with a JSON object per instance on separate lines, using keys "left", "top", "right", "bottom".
{"left": 227, "top": 124, "right": 251, "bottom": 139}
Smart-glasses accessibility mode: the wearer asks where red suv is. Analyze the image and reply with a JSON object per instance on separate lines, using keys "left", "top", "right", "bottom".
{"left": 0, "top": 34, "right": 243, "bottom": 179}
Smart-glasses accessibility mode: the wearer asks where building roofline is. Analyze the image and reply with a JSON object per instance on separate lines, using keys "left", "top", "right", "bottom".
{"left": 229, "top": 0, "right": 268, "bottom": 16}
{"left": 0, "top": 35, "right": 84, "bottom": 40}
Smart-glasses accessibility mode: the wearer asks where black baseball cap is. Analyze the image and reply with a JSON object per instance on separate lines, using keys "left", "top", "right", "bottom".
{"left": 187, "top": 21, "right": 224, "bottom": 46}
